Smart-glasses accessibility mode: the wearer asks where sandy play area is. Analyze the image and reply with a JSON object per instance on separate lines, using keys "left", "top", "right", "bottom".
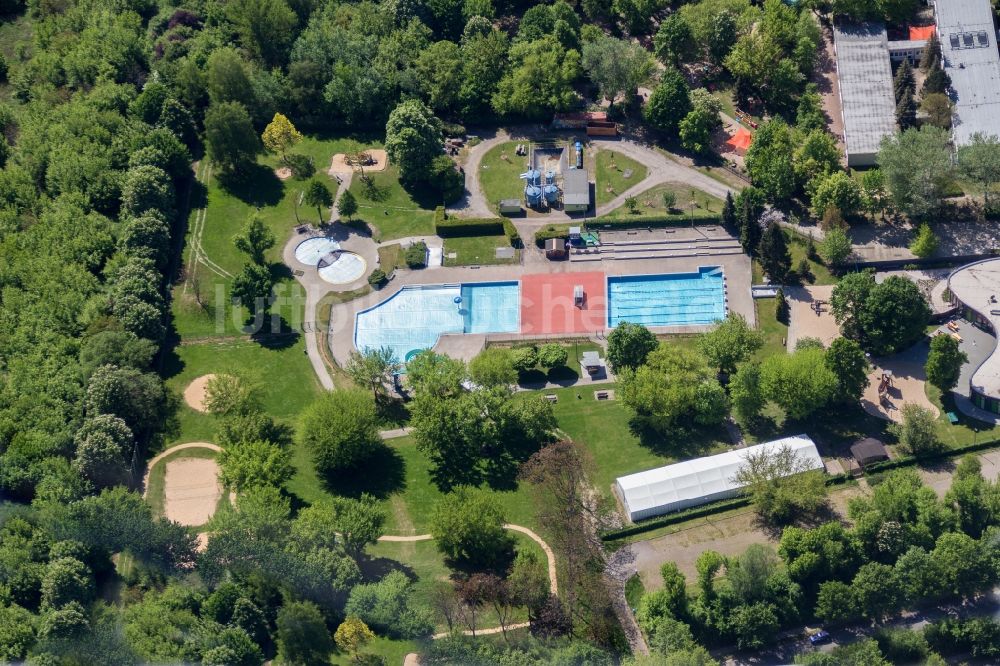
{"left": 163, "top": 452, "right": 223, "bottom": 526}
{"left": 860, "top": 354, "right": 939, "bottom": 423}
{"left": 329, "top": 149, "right": 388, "bottom": 174}
{"left": 786, "top": 285, "right": 839, "bottom": 351}
{"left": 183, "top": 374, "right": 216, "bottom": 413}
{"left": 275, "top": 167, "right": 292, "bottom": 180}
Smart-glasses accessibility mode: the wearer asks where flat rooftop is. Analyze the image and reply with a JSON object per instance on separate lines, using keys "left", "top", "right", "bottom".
{"left": 563, "top": 169, "right": 590, "bottom": 205}
{"left": 948, "top": 258, "right": 1000, "bottom": 398}
{"left": 934, "top": 0, "right": 1000, "bottom": 146}
{"left": 834, "top": 22, "right": 898, "bottom": 159}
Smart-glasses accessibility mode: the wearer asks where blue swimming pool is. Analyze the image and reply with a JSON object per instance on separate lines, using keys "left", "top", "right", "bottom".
{"left": 355, "top": 282, "right": 520, "bottom": 363}
{"left": 607, "top": 267, "right": 726, "bottom": 328}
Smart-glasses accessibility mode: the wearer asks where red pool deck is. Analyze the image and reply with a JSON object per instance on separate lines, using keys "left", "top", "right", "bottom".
{"left": 520, "top": 271, "right": 607, "bottom": 335}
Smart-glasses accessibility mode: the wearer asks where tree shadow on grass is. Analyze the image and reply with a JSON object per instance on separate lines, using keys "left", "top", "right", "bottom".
{"left": 629, "top": 419, "right": 728, "bottom": 459}
{"left": 359, "top": 556, "right": 417, "bottom": 584}
{"left": 321, "top": 443, "right": 406, "bottom": 499}
{"left": 217, "top": 164, "right": 284, "bottom": 208}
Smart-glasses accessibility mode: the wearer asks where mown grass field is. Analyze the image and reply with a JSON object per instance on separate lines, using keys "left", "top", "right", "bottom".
{"left": 348, "top": 164, "right": 438, "bottom": 241}
{"left": 443, "top": 235, "right": 518, "bottom": 266}
{"left": 595, "top": 149, "right": 648, "bottom": 205}
{"left": 479, "top": 141, "right": 529, "bottom": 206}
{"left": 606, "top": 182, "right": 724, "bottom": 218}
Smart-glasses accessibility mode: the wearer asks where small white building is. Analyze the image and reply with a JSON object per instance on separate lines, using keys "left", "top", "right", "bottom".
{"left": 615, "top": 435, "right": 825, "bottom": 522}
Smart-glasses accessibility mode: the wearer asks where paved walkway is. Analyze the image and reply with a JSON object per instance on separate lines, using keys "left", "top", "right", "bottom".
{"left": 378, "top": 523, "right": 558, "bottom": 641}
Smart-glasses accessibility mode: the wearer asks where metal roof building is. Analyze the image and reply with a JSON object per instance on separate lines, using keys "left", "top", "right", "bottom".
{"left": 833, "top": 22, "right": 898, "bottom": 167}
{"left": 615, "top": 435, "right": 824, "bottom": 522}
{"left": 933, "top": 0, "right": 1000, "bottom": 146}
{"left": 562, "top": 169, "right": 590, "bottom": 213}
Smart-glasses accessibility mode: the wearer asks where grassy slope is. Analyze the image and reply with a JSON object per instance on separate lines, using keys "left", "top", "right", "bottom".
{"left": 595, "top": 149, "right": 648, "bottom": 205}
{"left": 606, "top": 183, "right": 724, "bottom": 218}
{"left": 162, "top": 336, "right": 322, "bottom": 448}
{"left": 347, "top": 164, "right": 437, "bottom": 241}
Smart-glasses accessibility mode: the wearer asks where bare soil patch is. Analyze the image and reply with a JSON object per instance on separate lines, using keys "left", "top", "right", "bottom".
{"left": 163, "top": 455, "right": 223, "bottom": 526}
{"left": 329, "top": 149, "right": 388, "bottom": 174}
{"left": 275, "top": 167, "right": 292, "bottom": 180}
{"left": 183, "top": 374, "right": 216, "bottom": 413}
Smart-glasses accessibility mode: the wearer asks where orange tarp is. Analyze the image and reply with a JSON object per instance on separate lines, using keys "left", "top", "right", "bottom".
{"left": 909, "top": 25, "right": 935, "bottom": 41}
{"left": 520, "top": 271, "right": 607, "bottom": 335}
{"left": 726, "top": 126, "right": 753, "bottom": 152}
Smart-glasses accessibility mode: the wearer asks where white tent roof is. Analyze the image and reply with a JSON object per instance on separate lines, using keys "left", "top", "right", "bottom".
{"left": 616, "top": 435, "right": 824, "bottom": 517}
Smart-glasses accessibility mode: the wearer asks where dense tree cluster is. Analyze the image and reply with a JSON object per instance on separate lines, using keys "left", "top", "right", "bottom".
{"left": 638, "top": 465, "right": 1000, "bottom": 658}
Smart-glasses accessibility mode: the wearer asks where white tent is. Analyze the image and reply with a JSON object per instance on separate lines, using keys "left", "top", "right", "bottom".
{"left": 615, "top": 435, "right": 825, "bottom": 522}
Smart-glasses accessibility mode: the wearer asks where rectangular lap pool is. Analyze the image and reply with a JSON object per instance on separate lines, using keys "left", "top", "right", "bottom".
{"left": 354, "top": 282, "right": 520, "bottom": 363}
{"left": 607, "top": 267, "right": 726, "bottom": 328}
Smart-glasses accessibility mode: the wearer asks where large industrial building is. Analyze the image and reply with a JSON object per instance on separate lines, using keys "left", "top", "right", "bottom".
{"left": 933, "top": 0, "right": 1000, "bottom": 146}
{"left": 615, "top": 435, "right": 825, "bottom": 522}
{"left": 833, "top": 23, "right": 898, "bottom": 167}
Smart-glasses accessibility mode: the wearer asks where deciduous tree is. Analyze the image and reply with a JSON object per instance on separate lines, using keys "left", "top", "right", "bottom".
{"left": 732, "top": 444, "right": 828, "bottom": 524}
{"left": 299, "top": 389, "right": 383, "bottom": 477}
{"left": 205, "top": 102, "right": 261, "bottom": 174}
{"left": 643, "top": 68, "right": 691, "bottom": 133}
{"left": 303, "top": 179, "right": 333, "bottom": 224}
{"left": 698, "top": 313, "right": 763, "bottom": 375}
{"left": 261, "top": 113, "right": 303, "bottom": 158}
{"left": 607, "top": 321, "right": 658, "bottom": 371}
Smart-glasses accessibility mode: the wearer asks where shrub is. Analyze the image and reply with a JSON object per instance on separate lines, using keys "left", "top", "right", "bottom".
{"left": 909, "top": 222, "right": 938, "bottom": 258}
{"left": 534, "top": 225, "right": 571, "bottom": 248}
{"left": 502, "top": 218, "right": 521, "bottom": 247}
{"left": 538, "top": 343, "right": 569, "bottom": 368}
{"left": 435, "top": 210, "right": 505, "bottom": 237}
{"left": 367, "top": 269, "right": 386, "bottom": 287}
{"left": 282, "top": 153, "right": 315, "bottom": 180}
{"left": 405, "top": 242, "right": 427, "bottom": 268}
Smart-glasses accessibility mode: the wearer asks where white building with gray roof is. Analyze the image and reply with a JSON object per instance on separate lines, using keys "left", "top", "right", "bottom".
{"left": 934, "top": 0, "right": 1000, "bottom": 146}
{"left": 833, "top": 22, "right": 898, "bottom": 167}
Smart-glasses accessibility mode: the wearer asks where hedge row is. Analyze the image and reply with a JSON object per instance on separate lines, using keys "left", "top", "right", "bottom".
{"left": 601, "top": 438, "right": 1000, "bottom": 542}
{"left": 589, "top": 213, "right": 723, "bottom": 230}
{"left": 435, "top": 209, "right": 505, "bottom": 237}
{"left": 600, "top": 497, "right": 752, "bottom": 541}
{"left": 862, "top": 437, "right": 1000, "bottom": 475}
{"left": 534, "top": 225, "right": 571, "bottom": 247}
{"left": 502, "top": 218, "right": 521, "bottom": 247}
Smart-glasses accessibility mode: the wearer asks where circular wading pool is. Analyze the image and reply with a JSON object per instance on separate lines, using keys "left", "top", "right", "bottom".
{"left": 294, "top": 237, "right": 341, "bottom": 265}
{"left": 318, "top": 252, "right": 367, "bottom": 284}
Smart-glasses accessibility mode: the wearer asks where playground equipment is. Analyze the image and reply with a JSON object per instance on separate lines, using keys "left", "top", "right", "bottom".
{"left": 877, "top": 371, "right": 894, "bottom": 407}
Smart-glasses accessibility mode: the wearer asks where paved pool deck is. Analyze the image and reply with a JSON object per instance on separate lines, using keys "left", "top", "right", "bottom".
{"left": 324, "top": 252, "right": 754, "bottom": 367}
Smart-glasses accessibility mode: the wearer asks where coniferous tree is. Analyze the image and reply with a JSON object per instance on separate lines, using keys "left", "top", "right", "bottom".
{"left": 919, "top": 33, "right": 941, "bottom": 72}
{"left": 722, "top": 191, "right": 737, "bottom": 230}
{"left": 738, "top": 192, "right": 763, "bottom": 256}
{"left": 758, "top": 222, "right": 791, "bottom": 281}
{"left": 922, "top": 62, "right": 952, "bottom": 96}
{"left": 896, "top": 93, "right": 917, "bottom": 130}
{"left": 894, "top": 59, "right": 915, "bottom": 103}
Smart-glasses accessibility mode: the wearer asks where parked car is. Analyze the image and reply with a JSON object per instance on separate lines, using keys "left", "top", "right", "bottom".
{"left": 809, "top": 630, "right": 831, "bottom": 646}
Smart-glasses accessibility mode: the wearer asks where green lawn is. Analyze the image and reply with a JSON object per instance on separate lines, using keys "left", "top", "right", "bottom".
{"left": 606, "top": 182, "right": 724, "bottom": 218}
{"left": 377, "top": 243, "right": 405, "bottom": 274}
{"left": 625, "top": 573, "right": 646, "bottom": 609}
{"left": 162, "top": 336, "right": 322, "bottom": 448}
{"left": 595, "top": 149, "right": 648, "bottom": 205}
{"left": 549, "top": 385, "right": 731, "bottom": 501}
{"left": 752, "top": 229, "right": 835, "bottom": 286}
{"left": 443, "top": 235, "right": 518, "bottom": 266}
{"left": 926, "top": 384, "right": 1000, "bottom": 448}
{"left": 479, "top": 141, "right": 530, "bottom": 207}
{"left": 368, "top": 532, "right": 543, "bottom": 631}
{"left": 145, "top": 446, "right": 226, "bottom": 524}
{"left": 173, "top": 135, "right": 378, "bottom": 339}
{"left": 348, "top": 164, "right": 437, "bottom": 241}
{"left": 753, "top": 297, "right": 790, "bottom": 361}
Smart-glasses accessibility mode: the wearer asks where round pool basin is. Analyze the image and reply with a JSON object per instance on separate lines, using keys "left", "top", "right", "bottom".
{"left": 294, "top": 237, "right": 341, "bottom": 265}
{"left": 318, "top": 252, "right": 366, "bottom": 284}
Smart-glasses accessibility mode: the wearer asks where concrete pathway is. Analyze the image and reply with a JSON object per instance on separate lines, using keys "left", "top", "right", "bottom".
{"left": 379, "top": 427, "right": 414, "bottom": 440}
{"left": 592, "top": 138, "right": 737, "bottom": 216}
